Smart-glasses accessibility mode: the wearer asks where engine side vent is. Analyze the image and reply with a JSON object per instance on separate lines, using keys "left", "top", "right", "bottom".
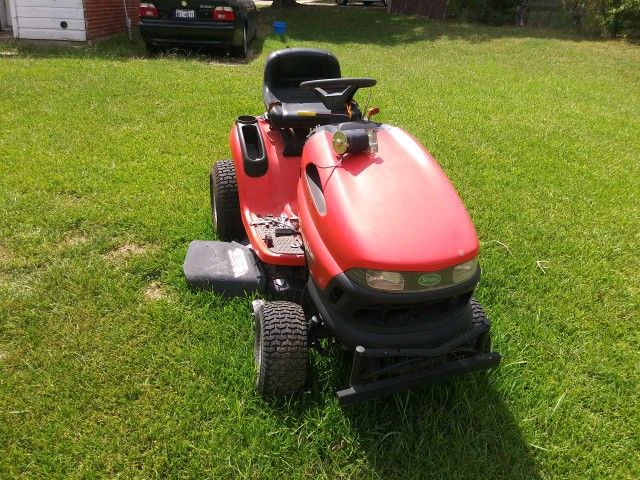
{"left": 305, "top": 164, "right": 327, "bottom": 215}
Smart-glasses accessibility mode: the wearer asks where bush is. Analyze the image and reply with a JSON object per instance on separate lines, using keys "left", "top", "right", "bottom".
{"left": 447, "top": 0, "right": 640, "bottom": 37}
{"left": 606, "top": 0, "right": 640, "bottom": 36}
{"left": 565, "top": 0, "right": 640, "bottom": 37}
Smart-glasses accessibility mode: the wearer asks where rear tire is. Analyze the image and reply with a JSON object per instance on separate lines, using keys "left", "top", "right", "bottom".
{"left": 254, "top": 301, "right": 309, "bottom": 397}
{"left": 210, "top": 160, "right": 244, "bottom": 241}
{"left": 234, "top": 25, "right": 248, "bottom": 58}
{"left": 470, "top": 298, "right": 491, "bottom": 353}
{"left": 145, "top": 42, "right": 162, "bottom": 56}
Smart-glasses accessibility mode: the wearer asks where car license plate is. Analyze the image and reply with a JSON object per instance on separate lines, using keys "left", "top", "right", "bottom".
{"left": 175, "top": 9, "right": 195, "bottom": 19}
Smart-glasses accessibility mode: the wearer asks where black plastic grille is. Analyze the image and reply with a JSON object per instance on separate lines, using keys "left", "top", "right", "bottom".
{"left": 351, "top": 297, "right": 466, "bottom": 331}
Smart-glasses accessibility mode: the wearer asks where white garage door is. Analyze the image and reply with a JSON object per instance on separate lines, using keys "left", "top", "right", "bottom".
{"left": 1, "top": 0, "right": 12, "bottom": 28}
{"left": 13, "top": 0, "right": 87, "bottom": 41}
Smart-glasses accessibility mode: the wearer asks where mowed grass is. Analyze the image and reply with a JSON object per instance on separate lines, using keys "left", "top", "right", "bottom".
{"left": 1, "top": 6, "right": 639, "bottom": 479}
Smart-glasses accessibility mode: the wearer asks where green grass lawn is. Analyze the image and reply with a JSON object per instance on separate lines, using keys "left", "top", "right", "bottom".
{"left": 1, "top": 6, "right": 639, "bottom": 479}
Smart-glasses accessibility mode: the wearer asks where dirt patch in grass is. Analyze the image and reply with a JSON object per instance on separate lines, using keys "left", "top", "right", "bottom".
{"left": 0, "top": 245, "right": 12, "bottom": 265}
{"left": 0, "top": 345, "right": 20, "bottom": 371}
{"left": 56, "top": 191, "right": 84, "bottom": 205}
{"left": 60, "top": 234, "right": 88, "bottom": 248}
{"left": 104, "top": 243, "right": 149, "bottom": 262}
{"left": 144, "top": 282, "right": 166, "bottom": 301}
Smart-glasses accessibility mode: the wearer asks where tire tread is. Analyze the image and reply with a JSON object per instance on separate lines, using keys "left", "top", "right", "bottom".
{"left": 470, "top": 297, "right": 492, "bottom": 353}
{"left": 256, "top": 301, "right": 309, "bottom": 396}
{"left": 211, "top": 160, "right": 244, "bottom": 241}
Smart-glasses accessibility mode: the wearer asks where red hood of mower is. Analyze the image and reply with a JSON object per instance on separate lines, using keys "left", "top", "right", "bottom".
{"left": 300, "top": 126, "right": 479, "bottom": 284}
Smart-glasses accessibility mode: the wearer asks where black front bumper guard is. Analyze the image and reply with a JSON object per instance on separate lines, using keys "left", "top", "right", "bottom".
{"left": 337, "top": 322, "right": 501, "bottom": 406}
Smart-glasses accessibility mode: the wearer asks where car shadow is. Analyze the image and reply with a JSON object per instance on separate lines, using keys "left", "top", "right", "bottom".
{"left": 0, "top": 28, "right": 266, "bottom": 64}
{"left": 265, "top": 350, "right": 541, "bottom": 479}
{"left": 148, "top": 31, "right": 267, "bottom": 64}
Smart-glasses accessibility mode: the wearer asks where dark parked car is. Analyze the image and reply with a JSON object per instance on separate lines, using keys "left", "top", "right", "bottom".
{"left": 139, "top": 1, "right": 257, "bottom": 57}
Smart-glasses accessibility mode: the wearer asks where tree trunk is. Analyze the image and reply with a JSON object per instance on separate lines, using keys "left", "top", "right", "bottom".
{"left": 271, "top": 0, "right": 298, "bottom": 8}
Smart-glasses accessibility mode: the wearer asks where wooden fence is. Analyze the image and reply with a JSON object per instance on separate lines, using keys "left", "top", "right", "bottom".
{"left": 389, "top": 0, "right": 448, "bottom": 20}
{"left": 389, "top": 0, "right": 574, "bottom": 29}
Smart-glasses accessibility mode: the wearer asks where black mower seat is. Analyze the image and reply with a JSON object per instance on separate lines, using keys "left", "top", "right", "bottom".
{"left": 263, "top": 48, "right": 351, "bottom": 128}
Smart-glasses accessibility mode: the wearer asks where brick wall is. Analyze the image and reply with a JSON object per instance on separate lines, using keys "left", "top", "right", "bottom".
{"left": 84, "top": 0, "right": 140, "bottom": 40}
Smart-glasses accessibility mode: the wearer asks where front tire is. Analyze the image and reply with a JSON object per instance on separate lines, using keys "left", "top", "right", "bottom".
{"left": 210, "top": 160, "right": 244, "bottom": 241}
{"left": 470, "top": 298, "right": 492, "bottom": 353}
{"left": 254, "top": 301, "right": 309, "bottom": 397}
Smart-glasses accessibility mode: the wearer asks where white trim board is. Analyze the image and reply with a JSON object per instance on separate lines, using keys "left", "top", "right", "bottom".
{"left": 0, "top": 0, "right": 11, "bottom": 29}
{"left": 9, "top": 0, "right": 18, "bottom": 34}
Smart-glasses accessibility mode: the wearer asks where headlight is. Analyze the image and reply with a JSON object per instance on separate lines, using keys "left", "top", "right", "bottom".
{"left": 345, "top": 257, "right": 479, "bottom": 293}
{"left": 365, "top": 270, "right": 404, "bottom": 291}
{"left": 452, "top": 258, "right": 478, "bottom": 284}
{"left": 332, "top": 131, "right": 349, "bottom": 155}
{"left": 332, "top": 129, "right": 377, "bottom": 155}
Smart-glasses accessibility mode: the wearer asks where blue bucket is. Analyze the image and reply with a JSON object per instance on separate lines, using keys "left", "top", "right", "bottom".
{"left": 273, "top": 21, "right": 286, "bottom": 35}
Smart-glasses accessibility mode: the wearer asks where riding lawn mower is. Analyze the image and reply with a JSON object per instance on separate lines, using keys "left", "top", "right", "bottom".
{"left": 183, "top": 48, "right": 501, "bottom": 405}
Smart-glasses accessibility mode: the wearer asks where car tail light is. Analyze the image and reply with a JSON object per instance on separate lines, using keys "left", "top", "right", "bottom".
{"left": 212, "top": 6, "right": 236, "bottom": 21}
{"left": 140, "top": 3, "right": 159, "bottom": 18}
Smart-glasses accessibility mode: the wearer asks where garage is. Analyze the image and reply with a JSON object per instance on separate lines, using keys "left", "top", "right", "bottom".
{"left": 2, "top": 0, "right": 139, "bottom": 42}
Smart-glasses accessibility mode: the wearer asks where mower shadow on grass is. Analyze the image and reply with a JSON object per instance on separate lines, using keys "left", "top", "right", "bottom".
{"left": 342, "top": 379, "right": 541, "bottom": 479}
{"left": 265, "top": 350, "right": 540, "bottom": 478}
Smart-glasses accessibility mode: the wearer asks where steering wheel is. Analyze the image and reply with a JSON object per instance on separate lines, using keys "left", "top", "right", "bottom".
{"left": 300, "top": 78, "right": 376, "bottom": 112}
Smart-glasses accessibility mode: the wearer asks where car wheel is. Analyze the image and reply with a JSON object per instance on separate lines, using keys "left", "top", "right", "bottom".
{"left": 470, "top": 298, "right": 492, "bottom": 353}
{"left": 145, "top": 42, "right": 161, "bottom": 56}
{"left": 336, "top": 0, "right": 348, "bottom": 5}
{"left": 234, "top": 25, "right": 248, "bottom": 58}
{"left": 254, "top": 301, "right": 309, "bottom": 397}
{"left": 210, "top": 160, "right": 245, "bottom": 241}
